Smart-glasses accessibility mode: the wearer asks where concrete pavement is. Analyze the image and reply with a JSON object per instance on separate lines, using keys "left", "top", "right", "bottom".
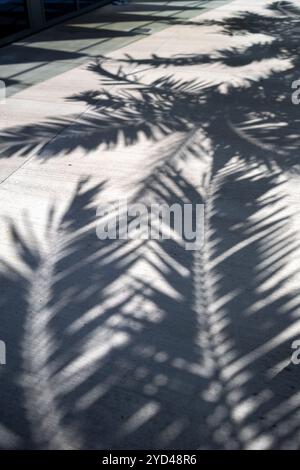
{"left": 0, "top": 0, "right": 300, "bottom": 450}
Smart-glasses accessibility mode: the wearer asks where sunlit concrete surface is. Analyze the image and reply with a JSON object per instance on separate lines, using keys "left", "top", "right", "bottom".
{"left": 1, "top": 0, "right": 300, "bottom": 450}
{"left": 0, "top": 0, "right": 229, "bottom": 98}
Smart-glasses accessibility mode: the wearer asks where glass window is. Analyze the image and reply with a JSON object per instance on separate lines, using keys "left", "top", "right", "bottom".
{"left": 44, "top": 0, "right": 77, "bottom": 22}
{"left": 79, "top": 0, "right": 99, "bottom": 8}
{"left": 0, "top": 0, "right": 29, "bottom": 39}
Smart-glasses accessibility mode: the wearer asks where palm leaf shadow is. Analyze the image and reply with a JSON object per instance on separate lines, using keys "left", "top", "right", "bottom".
{"left": 1, "top": 0, "right": 300, "bottom": 449}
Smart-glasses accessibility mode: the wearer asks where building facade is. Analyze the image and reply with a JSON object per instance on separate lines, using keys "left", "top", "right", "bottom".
{"left": 0, "top": 0, "right": 109, "bottom": 46}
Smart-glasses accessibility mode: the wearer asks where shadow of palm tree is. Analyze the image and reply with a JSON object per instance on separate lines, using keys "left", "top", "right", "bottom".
{"left": 1, "top": 0, "right": 300, "bottom": 450}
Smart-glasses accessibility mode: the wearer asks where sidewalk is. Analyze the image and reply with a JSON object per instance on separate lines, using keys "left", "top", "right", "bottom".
{"left": 0, "top": 0, "right": 300, "bottom": 450}
{"left": 1, "top": 0, "right": 228, "bottom": 98}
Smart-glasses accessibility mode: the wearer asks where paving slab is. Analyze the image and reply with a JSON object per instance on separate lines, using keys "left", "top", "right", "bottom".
{"left": 0, "top": 0, "right": 300, "bottom": 451}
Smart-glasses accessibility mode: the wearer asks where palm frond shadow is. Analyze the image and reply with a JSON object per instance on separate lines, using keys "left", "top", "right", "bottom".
{"left": 1, "top": 155, "right": 300, "bottom": 449}
{"left": 2, "top": 9, "right": 300, "bottom": 172}
{"left": 1, "top": 1, "right": 300, "bottom": 449}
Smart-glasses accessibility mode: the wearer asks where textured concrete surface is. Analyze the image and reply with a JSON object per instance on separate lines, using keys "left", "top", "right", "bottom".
{"left": 1, "top": 0, "right": 300, "bottom": 450}
{"left": 0, "top": 0, "right": 230, "bottom": 98}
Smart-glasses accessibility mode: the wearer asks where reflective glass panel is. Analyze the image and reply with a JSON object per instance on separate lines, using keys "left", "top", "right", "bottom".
{"left": 0, "top": 0, "right": 29, "bottom": 39}
{"left": 44, "top": 0, "right": 77, "bottom": 22}
{"left": 79, "top": 0, "right": 100, "bottom": 8}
